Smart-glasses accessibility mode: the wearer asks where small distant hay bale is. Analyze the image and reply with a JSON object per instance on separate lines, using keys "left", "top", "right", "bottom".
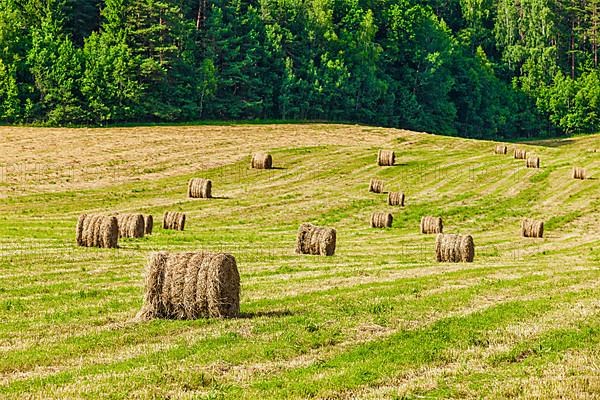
{"left": 136, "top": 251, "right": 240, "bottom": 320}
{"left": 76, "top": 214, "right": 118, "bottom": 248}
{"left": 521, "top": 218, "right": 544, "bottom": 238}
{"left": 526, "top": 157, "right": 540, "bottom": 169}
{"left": 188, "top": 178, "right": 212, "bottom": 198}
{"left": 369, "top": 178, "right": 384, "bottom": 193}
{"left": 295, "top": 223, "right": 336, "bottom": 256}
{"left": 388, "top": 192, "right": 405, "bottom": 206}
{"left": 377, "top": 150, "right": 395, "bottom": 166}
{"left": 144, "top": 215, "right": 153, "bottom": 235}
{"left": 494, "top": 144, "right": 508, "bottom": 155}
{"left": 435, "top": 234, "right": 475, "bottom": 263}
{"left": 251, "top": 153, "right": 273, "bottom": 169}
{"left": 116, "top": 214, "right": 145, "bottom": 238}
{"left": 370, "top": 212, "right": 393, "bottom": 228}
{"left": 163, "top": 211, "right": 186, "bottom": 231}
{"left": 514, "top": 149, "right": 527, "bottom": 159}
{"left": 420, "top": 216, "right": 443, "bottom": 234}
{"left": 572, "top": 167, "right": 587, "bottom": 180}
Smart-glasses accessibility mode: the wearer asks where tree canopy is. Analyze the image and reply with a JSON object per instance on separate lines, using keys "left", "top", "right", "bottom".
{"left": 0, "top": 0, "right": 599, "bottom": 137}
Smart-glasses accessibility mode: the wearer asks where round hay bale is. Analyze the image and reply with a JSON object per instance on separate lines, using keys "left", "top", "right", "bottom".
{"left": 136, "top": 251, "right": 168, "bottom": 320}
{"left": 251, "top": 153, "right": 273, "bottom": 169}
{"left": 144, "top": 215, "right": 153, "bottom": 235}
{"left": 136, "top": 251, "right": 240, "bottom": 320}
{"left": 377, "top": 150, "right": 395, "bottom": 166}
{"left": 572, "top": 167, "right": 587, "bottom": 180}
{"left": 369, "top": 178, "right": 384, "bottom": 193}
{"left": 435, "top": 233, "right": 475, "bottom": 262}
{"left": 116, "top": 214, "right": 145, "bottom": 238}
{"left": 495, "top": 144, "right": 508, "bottom": 155}
{"left": 420, "top": 216, "right": 443, "bottom": 234}
{"left": 526, "top": 157, "right": 540, "bottom": 169}
{"left": 388, "top": 192, "right": 405, "bottom": 206}
{"left": 163, "top": 211, "right": 186, "bottom": 231}
{"left": 206, "top": 253, "right": 240, "bottom": 318}
{"left": 370, "top": 212, "right": 393, "bottom": 228}
{"left": 521, "top": 218, "right": 544, "bottom": 238}
{"left": 188, "top": 178, "right": 212, "bottom": 198}
{"left": 101, "top": 216, "right": 119, "bottom": 248}
{"left": 76, "top": 214, "right": 86, "bottom": 246}
{"left": 86, "top": 214, "right": 102, "bottom": 247}
{"left": 76, "top": 214, "right": 118, "bottom": 248}
{"left": 295, "top": 223, "right": 336, "bottom": 256}
{"left": 514, "top": 149, "right": 527, "bottom": 159}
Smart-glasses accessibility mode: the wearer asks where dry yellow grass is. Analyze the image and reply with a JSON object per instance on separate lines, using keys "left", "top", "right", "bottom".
{"left": 0, "top": 124, "right": 401, "bottom": 195}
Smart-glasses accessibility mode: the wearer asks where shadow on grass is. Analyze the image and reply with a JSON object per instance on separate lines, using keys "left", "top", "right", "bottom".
{"left": 525, "top": 138, "right": 576, "bottom": 147}
{"left": 238, "top": 309, "right": 293, "bottom": 319}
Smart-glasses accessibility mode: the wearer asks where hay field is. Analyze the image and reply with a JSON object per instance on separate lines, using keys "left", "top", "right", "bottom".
{"left": 0, "top": 124, "right": 599, "bottom": 399}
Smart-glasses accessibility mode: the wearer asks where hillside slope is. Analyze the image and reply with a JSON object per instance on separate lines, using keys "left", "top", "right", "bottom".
{"left": 0, "top": 125, "right": 599, "bottom": 399}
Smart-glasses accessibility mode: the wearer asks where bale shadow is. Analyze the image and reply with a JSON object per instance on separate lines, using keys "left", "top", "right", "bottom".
{"left": 211, "top": 196, "right": 231, "bottom": 200}
{"left": 270, "top": 166, "right": 287, "bottom": 170}
{"left": 525, "top": 138, "right": 576, "bottom": 148}
{"left": 238, "top": 309, "right": 293, "bottom": 319}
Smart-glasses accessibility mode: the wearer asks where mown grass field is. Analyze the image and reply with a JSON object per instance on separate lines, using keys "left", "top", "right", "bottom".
{"left": 0, "top": 124, "right": 599, "bottom": 399}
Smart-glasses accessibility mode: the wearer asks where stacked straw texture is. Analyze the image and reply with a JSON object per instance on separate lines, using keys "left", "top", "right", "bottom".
{"left": 387, "top": 192, "right": 405, "bottom": 206}
{"left": 116, "top": 214, "right": 145, "bottom": 238}
{"left": 136, "top": 251, "right": 240, "bottom": 320}
{"left": 420, "top": 216, "right": 443, "bottom": 234}
{"left": 370, "top": 212, "right": 393, "bottom": 228}
{"left": 435, "top": 234, "right": 475, "bottom": 262}
{"left": 521, "top": 218, "right": 544, "bottom": 238}
{"left": 295, "top": 223, "right": 336, "bottom": 256}
{"left": 514, "top": 149, "right": 527, "bottom": 159}
{"left": 188, "top": 178, "right": 212, "bottom": 198}
{"left": 495, "top": 144, "right": 508, "bottom": 154}
{"left": 251, "top": 153, "right": 273, "bottom": 169}
{"left": 572, "top": 167, "right": 587, "bottom": 180}
{"left": 369, "top": 178, "right": 384, "bottom": 193}
{"left": 76, "top": 214, "right": 118, "bottom": 248}
{"left": 526, "top": 157, "right": 540, "bottom": 169}
{"left": 377, "top": 150, "right": 395, "bottom": 166}
{"left": 144, "top": 215, "right": 153, "bottom": 235}
{"left": 163, "top": 211, "right": 186, "bottom": 231}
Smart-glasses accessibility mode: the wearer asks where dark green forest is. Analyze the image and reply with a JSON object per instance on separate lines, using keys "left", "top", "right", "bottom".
{"left": 0, "top": 0, "right": 599, "bottom": 137}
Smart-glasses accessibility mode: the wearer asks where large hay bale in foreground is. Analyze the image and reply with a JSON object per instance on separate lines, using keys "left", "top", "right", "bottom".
{"left": 521, "top": 218, "right": 544, "bottom": 238}
{"left": 388, "top": 192, "right": 405, "bottom": 206}
{"left": 295, "top": 223, "right": 336, "bottom": 256}
{"left": 144, "top": 215, "right": 153, "bottom": 235}
{"left": 116, "top": 214, "right": 145, "bottom": 238}
{"left": 420, "top": 216, "right": 443, "bottom": 234}
{"left": 435, "top": 234, "right": 474, "bottom": 262}
{"left": 526, "top": 157, "right": 540, "bottom": 169}
{"left": 163, "top": 211, "right": 186, "bottom": 231}
{"left": 76, "top": 214, "right": 118, "bottom": 248}
{"left": 136, "top": 251, "right": 240, "bottom": 320}
{"left": 377, "top": 150, "right": 395, "bottom": 166}
{"left": 369, "top": 178, "right": 384, "bottom": 193}
{"left": 188, "top": 178, "right": 212, "bottom": 198}
{"left": 251, "top": 153, "right": 273, "bottom": 169}
{"left": 514, "top": 149, "right": 527, "bottom": 159}
{"left": 495, "top": 144, "right": 508, "bottom": 155}
{"left": 371, "top": 212, "right": 393, "bottom": 228}
{"left": 572, "top": 167, "right": 587, "bottom": 180}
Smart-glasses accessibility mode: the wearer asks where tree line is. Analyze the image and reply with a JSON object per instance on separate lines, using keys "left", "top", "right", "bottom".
{"left": 0, "top": 0, "right": 599, "bottom": 138}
